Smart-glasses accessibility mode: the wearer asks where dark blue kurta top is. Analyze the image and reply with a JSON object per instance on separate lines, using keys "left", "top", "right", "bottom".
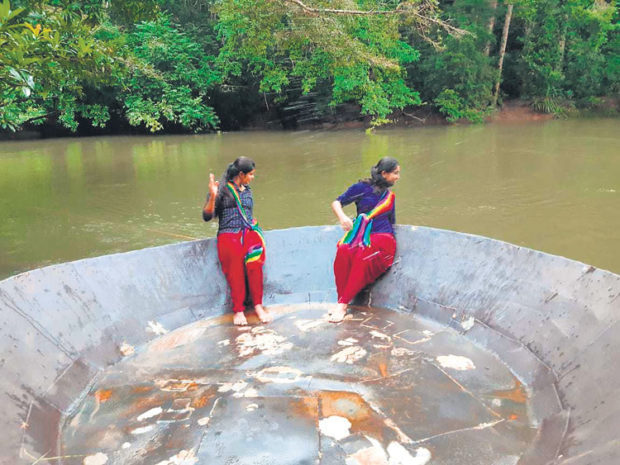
{"left": 203, "top": 185, "right": 254, "bottom": 234}
{"left": 336, "top": 182, "right": 396, "bottom": 234}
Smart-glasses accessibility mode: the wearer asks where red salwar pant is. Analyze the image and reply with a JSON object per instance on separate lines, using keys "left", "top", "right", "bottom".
{"left": 217, "top": 230, "right": 265, "bottom": 313}
{"left": 334, "top": 233, "right": 396, "bottom": 304}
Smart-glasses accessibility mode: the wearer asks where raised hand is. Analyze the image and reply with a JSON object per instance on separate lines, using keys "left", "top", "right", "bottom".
{"left": 209, "top": 173, "right": 219, "bottom": 197}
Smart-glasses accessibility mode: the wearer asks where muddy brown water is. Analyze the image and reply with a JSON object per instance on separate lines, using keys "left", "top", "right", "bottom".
{"left": 1, "top": 118, "right": 618, "bottom": 278}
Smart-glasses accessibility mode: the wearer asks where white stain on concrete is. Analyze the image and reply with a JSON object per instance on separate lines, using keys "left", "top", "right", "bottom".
{"left": 150, "top": 325, "right": 207, "bottom": 352}
{"left": 147, "top": 321, "right": 169, "bottom": 335}
{"left": 197, "top": 417, "right": 210, "bottom": 426}
{"left": 83, "top": 452, "right": 108, "bottom": 465}
{"left": 243, "top": 387, "right": 259, "bottom": 397}
{"left": 338, "top": 337, "right": 359, "bottom": 346}
{"left": 156, "top": 378, "right": 207, "bottom": 392}
{"left": 295, "top": 319, "right": 325, "bottom": 332}
{"left": 370, "top": 330, "right": 392, "bottom": 342}
{"left": 121, "top": 442, "right": 131, "bottom": 449}
{"left": 387, "top": 442, "right": 431, "bottom": 465}
{"left": 319, "top": 416, "right": 351, "bottom": 441}
{"left": 331, "top": 346, "right": 367, "bottom": 364}
{"left": 391, "top": 347, "right": 416, "bottom": 357}
{"left": 218, "top": 380, "right": 247, "bottom": 393}
{"left": 154, "top": 449, "right": 198, "bottom": 465}
{"left": 346, "top": 437, "right": 388, "bottom": 465}
{"left": 131, "top": 425, "right": 154, "bottom": 435}
{"left": 461, "top": 316, "right": 475, "bottom": 331}
{"left": 422, "top": 330, "right": 434, "bottom": 337}
{"left": 474, "top": 420, "right": 504, "bottom": 429}
{"left": 119, "top": 342, "right": 135, "bottom": 356}
{"left": 137, "top": 407, "right": 163, "bottom": 422}
{"left": 236, "top": 327, "right": 293, "bottom": 357}
{"left": 436, "top": 354, "right": 476, "bottom": 371}
{"left": 217, "top": 339, "right": 230, "bottom": 347}
{"left": 255, "top": 366, "right": 303, "bottom": 384}
{"left": 492, "top": 398, "right": 503, "bottom": 407}
{"left": 384, "top": 418, "right": 413, "bottom": 444}
{"left": 246, "top": 403, "right": 259, "bottom": 412}
{"left": 374, "top": 344, "right": 392, "bottom": 349}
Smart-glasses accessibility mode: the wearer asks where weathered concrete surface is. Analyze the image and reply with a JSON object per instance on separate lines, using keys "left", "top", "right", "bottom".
{"left": 0, "top": 225, "right": 618, "bottom": 464}
{"left": 59, "top": 305, "right": 535, "bottom": 465}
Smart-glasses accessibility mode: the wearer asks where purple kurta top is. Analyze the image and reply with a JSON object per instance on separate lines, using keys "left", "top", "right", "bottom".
{"left": 336, "top": 182, "right": 396, "bottom": 235}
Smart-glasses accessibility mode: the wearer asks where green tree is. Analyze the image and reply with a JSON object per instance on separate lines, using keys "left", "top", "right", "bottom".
{"left": 0, "top": 0, "right": 122, "bottom": 131}
{"left": 119, "top": 14, "right": 220, "bottom": 132}
{"left": 563, "top": 0, "right": 617, "bottom": 103}
{"left": 213, "top": 0, "right": 456, "bottom": 125}
{"left": 517, "top": 0, "right": 617, "bottom": 112}
{"left": 2, "top": 0, "right": 616, "bottom": 133}
{"left": 409, "top": 0, "right": 496, "bottom": 122}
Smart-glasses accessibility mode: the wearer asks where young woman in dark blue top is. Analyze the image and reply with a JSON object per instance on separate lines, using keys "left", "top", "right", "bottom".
{"left": 203, "top": 157, "right": 271, "bottom": 326}
{"left": 329, "top": 157, "right": 401, "bottom": 322}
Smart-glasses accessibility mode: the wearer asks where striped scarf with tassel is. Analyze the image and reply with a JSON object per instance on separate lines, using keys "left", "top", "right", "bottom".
{"left": 338, "top": 190, "right": 395, "bottom": 248}
{"left": 226, "top": 182, "right": 265, "bottom": 264}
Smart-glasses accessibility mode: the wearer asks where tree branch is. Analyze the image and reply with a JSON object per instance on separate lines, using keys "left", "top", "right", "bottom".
{"left": 22, "top": 111, "right": 57, "bottom": 125}
{"left": 281, "top": 0, "right": 469, "bottom": 37}
{"left": 285, "top": 0, "right": 402, "bottom": 16}
{"left": 403, "top": 111, "right": 426, "bottom": 123}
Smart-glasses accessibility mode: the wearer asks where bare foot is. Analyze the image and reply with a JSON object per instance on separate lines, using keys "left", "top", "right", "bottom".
{"left": 254, "top": 304, "right": 273, "bottom": 324}
{"left": 328, "top": 303, "right": 348, "bottom": 323}
{"left": 233, "top": 312, "right": 248, "bottom": 326}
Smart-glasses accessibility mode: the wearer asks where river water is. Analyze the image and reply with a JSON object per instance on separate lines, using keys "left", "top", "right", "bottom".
{"left": 1, "top": 118, "right": 618, "bottom": 278}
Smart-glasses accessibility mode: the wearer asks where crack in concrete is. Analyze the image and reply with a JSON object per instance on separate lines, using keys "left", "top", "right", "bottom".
{"left": 411, "top": 419, "right": 506, "bottom": 445}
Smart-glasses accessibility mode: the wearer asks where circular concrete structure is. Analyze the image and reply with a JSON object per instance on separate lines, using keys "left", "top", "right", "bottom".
{"left": 1, "top": 226, "right": 618, "bottom": 465}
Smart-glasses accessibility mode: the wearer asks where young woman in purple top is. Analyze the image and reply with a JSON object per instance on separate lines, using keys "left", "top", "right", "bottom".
{"left": 329, "top": 157, "right": 401, "bottom": 322}
{"left": 203, "top": 157, "right": 272, "bottom": 326}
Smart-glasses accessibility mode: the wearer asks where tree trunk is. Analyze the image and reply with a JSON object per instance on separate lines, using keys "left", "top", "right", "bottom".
{"left": 493, "top": 3, "right": 513, "bottom": 107}
{"left": 556, "top": 8, "right": 568, "bottom": 74}
{"left": 484, "top": 0, "right": 498, "bottom": 56}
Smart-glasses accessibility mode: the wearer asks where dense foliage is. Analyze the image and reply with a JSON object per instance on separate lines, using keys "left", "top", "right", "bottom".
{"left": 0, "top": 0, "right": 617, "bottom": 133}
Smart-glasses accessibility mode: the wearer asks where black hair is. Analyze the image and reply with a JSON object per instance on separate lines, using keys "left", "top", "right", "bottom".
{"left": 362, "top": 157, "right": 399, "bottom": 193}
{"left": 215, "top": 157, "right": 256, "bottom": 211}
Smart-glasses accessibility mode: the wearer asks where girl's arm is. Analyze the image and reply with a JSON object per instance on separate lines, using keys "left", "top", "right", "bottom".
{"left": 331, "top": 200, "right": 353, "bottom": 231}
{"left": 203, "top": 173, "right": 219, "bottom": 222}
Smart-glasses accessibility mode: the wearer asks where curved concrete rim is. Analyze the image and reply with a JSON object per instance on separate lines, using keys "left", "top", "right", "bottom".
{"left": 1, "top": 225, "right": 618, "bottom": 464}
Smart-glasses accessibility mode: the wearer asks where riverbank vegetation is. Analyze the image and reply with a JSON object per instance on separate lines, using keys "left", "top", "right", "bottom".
{"left": 1, "top": 0, "right": 617, "bottom": 134}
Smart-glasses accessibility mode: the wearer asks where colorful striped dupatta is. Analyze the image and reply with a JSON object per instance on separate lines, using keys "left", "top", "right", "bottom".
{"left": 338, "top": 190, "right": 395, "bottom": 248}
{"left": 226, "top": 182, "right": 266, "bottom": 264}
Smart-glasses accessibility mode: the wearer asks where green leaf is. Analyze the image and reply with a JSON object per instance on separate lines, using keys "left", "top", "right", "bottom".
{"left": 0, "top": 0, "right": 9, "bottom": 22}
{"left": 8, "top": 66, "right": 21, "bottom": 81}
